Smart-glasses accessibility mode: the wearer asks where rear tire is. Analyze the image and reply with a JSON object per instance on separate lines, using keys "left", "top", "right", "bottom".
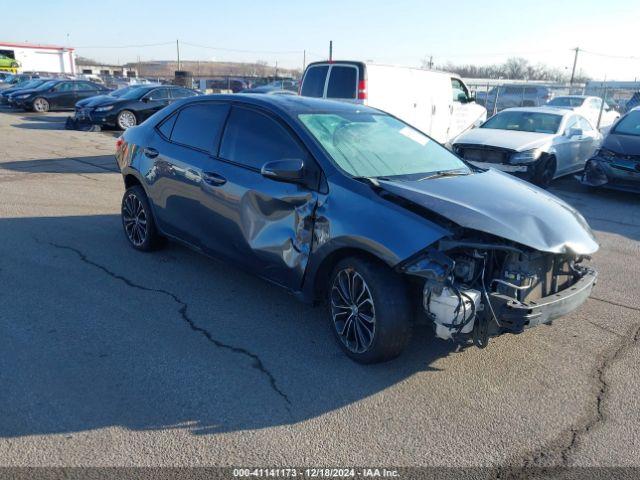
{"left": 32, "top": 97, "right": 49, "bottom": 113}
{"left": 328, "top": 256, "right": 413, "bottom": 364}
{"left": 534, "top": 155, "right": 556, "bottom": 189}
{"left": 121, "top": 185, "right": 163, "bottom": 252}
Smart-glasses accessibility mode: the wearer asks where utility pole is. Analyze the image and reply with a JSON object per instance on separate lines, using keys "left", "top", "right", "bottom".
{"left": 429, "top": 55, "right": 433, "bottom": 69}
{"left": 303, "top": 49, "right": 306, "bottom": 71}
{"left": 329, "top": 40, "right": 333, "bottom": 62}
{"left": 176, "top": 39, "right": 181, "bottom": 71}
{"left": 569, "top": 47, "right": 579, "bottom": 86}
{"left": 275, "top": 61, "right": 278, "bottom": 80}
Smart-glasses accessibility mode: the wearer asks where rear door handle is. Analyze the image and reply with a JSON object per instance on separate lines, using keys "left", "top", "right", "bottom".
{"left": 143, "top": 147, "right": 159, "bottom": 158}
{"left": 202, "top": 171, "right": 227, "bottom": 186}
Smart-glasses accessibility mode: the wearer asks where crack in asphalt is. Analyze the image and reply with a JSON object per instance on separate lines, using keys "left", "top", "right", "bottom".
{"left": 45, "top": 241, "right": 292, "bottom": 411}
{"left": 495, "top": 319, "right": 640, "bottom": 479}
{"left": 590, "top": 295, "right": 640, "bottom": 312}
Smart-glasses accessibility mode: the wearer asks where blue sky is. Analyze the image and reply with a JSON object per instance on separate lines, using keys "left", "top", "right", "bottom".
{"left": 4, "top": 0, "right": 639, "bottom": 79}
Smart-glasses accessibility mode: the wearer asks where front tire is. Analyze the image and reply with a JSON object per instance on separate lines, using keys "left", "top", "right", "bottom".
{"left": 32, "top": 97, "right": 49, "bottom": 113}
{"left": 116, "top": 110, "right": 137, "bottom": 130}
{"left": 534, "top": 155, "right": 556, "bottom": 189}
{"left": 329, "top": 257, "right": 413, "bottom": 364}
{"left": 121, "top": 185, "right": 163, "bottom": 251}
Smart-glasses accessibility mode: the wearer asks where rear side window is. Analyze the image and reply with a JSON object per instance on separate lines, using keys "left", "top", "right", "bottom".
{"left": 326, "top": 66, "right": 357, "bottom": 99}
{"left": 301, "top": 65, "right": 329, "bottom": 98}
{"left": 220, "top": 107, "right": 306, "bottom": 169}
{"left": 169, "top": 103, "right": 230, "bottom": 153}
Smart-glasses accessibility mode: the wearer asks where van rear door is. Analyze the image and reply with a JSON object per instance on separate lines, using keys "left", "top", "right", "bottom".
{"left": 300, "top": 62, "right": 364, "bottom": 103}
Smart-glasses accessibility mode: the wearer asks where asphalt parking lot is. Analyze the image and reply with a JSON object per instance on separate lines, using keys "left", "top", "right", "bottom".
{"left": 0, "top": 109, "right": 639, "bottom": 471}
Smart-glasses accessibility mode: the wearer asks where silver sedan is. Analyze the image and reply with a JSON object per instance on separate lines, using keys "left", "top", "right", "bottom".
{"left": 452, "top": 107, "right": 602, "bottom": 187}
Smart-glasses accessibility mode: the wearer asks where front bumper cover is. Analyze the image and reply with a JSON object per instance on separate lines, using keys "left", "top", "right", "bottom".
{"left": 489, "top": 267, "right": 597, "bottom": 333}
{"left": 580, "top": 156, "right": 640, "bottom": 193}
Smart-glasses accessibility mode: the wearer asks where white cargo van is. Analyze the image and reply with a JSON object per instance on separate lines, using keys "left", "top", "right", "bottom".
{"left": 299, "top": 61, "right": 487, "bottom": 145}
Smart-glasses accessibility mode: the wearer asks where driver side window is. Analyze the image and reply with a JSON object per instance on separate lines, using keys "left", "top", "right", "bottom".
{"left": 54, "top": 82, "right": 74, "bottom": 92}
{"left": 451, "top": 78, "right": 469, "bottom": 103}
{"left": 564, "top": 116, "right": 579, "bottom": 134}
{"left": 145, "top": 88, "right": 169, "bottom": 101}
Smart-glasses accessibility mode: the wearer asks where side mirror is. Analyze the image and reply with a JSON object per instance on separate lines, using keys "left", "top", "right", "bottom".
{"left": 456, "top": 92, "right": 468, "bottom": 103}
{"left": 568, "top": 127, "right": 583, "bottom": 138}
{"left": 261, "top": 158, "right": 305, "bottom": 183}
{"left": 141, "top": 96, "right": 151, "bottom": 103}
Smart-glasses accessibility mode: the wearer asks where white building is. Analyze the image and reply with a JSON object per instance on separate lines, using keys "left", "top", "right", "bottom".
{"left": 0, "top": 41, "right": 76, "bottom": 74}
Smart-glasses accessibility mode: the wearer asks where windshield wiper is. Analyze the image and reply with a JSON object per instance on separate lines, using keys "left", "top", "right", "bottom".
{"left": 415, "top": 169, "right": 471, "bottom": 181}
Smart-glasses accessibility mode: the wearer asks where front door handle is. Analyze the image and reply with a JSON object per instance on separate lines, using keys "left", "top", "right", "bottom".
{"left": 202, "top": 171, "right": 227, "bottom": 186}
{"left": 143, "top": 147, "right": 159, "bottom": 158}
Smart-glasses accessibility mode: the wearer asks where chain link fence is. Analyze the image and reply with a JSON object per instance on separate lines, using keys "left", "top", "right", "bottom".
{"left": 465, "top": 80, "right": 640, "bottom": 118}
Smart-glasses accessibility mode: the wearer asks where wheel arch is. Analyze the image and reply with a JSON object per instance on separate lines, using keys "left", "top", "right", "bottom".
{"left": 304, "top": 245, "right": 401, "bottom": 305}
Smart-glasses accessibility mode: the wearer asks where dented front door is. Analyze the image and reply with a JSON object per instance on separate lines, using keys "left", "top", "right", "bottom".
{"left": 198, "top": 105, "right": 319, "bottom": 291}
{"left": 198, "top": 158, "right": 317, "bottom": 291}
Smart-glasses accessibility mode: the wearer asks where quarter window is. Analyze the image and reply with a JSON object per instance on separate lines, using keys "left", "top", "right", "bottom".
{"left": 301, "top": 65, "right": 329, "bottom": 98}
{"left": 169, "top": 103, "right": 230, "bottom": 152}
{"left": 220, "top": 107, "right": 306, "bottom": 169}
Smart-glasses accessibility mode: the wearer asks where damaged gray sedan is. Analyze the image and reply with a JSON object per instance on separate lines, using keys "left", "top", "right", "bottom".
{"left": 115, "top": 94, "right": 598, "bottom": 363}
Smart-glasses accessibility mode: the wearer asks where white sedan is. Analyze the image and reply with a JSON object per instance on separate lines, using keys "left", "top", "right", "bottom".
{"left": 452, "top": 107, "right": 602, "bottom": 188}
{"left": 546, "top": 95, "right": 620, "bottom": 129}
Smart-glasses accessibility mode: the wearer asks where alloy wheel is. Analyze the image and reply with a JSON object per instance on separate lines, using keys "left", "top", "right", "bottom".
{"left": 122, "top": 193, "right": 148, "bottom": 247}
{"left": 330, "top": 268, "right": 376, "bottom": 354}
{"left": 33, "top": 98, "right": 48, "bottom": 112}
{"left": 118, "top": 111, "right": 136, "bottom": 129}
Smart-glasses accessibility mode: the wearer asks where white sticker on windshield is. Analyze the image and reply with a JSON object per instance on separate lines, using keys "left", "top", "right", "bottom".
{"left": 399, "top": 126, "right": 429, "bottom": 146}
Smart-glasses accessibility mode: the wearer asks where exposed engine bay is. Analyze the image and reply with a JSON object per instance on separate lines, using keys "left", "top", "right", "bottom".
{"left": 402, "top": 233, "right": 597, "bottom": 348}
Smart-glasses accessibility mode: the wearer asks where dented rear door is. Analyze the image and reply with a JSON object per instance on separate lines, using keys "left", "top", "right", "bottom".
{"left": 199, "top": 105, "right": 318, "bottom": 291}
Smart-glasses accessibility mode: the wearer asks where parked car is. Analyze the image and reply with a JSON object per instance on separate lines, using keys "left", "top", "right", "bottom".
{"left": 580, "top": 107, "right": 640, "bottom": 192}
{"left": 74, "top": 85, "right": 199, "bottom": 130}
{"left": 0, "top": 54, "right": 19, "bottom": 69}
{"left": 547, "top": 95, "right": 620, "bottom": 129}
{"left": 0, "top": 73, "right": 39, "bottom": 90}
{"left": 204, "top": 78, "right": 249, "bottom": 93}
{"left": 115, "top": 94, "right": 597, "bottom": 363}
{"left": 1, "top": 78, "right": 51, "bottom": 104}
{"left": 242, "top": 80, "right": 299, "bottom": 95}
{"left": 299, "top": 61, "right": 487, "bottom": 145}
{"left": 452, "top": 107, "right": 602, "bottom": 187}
{"left": 476, "top": 84, "right": 554, "bottom": 113}
{"left": 10, "top": 79, "right": 110, "bottom": 112}
{"left": 73, "top": 84, "right": 150, "bottom": 111}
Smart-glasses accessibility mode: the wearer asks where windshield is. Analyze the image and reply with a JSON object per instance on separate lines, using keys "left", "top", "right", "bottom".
{"left": 481, "top": 111, "right": 562, "bottom": 134}
{"left": 299, "top": 112, "right": 470, "bottom": 178}
{"left": 548, "top": 97, "right": 585, "bottom": 107}
{"left": 111, "top": 86, "right": 137, "bottom": 97}
{"left": 35, "top": 81, "right": 59, "bottom": 91}
{"left": 612, "top": 111, "right": 640, "bottom": 137}
{"left": 118, "top": 87, "right": 150, "bottom": 100}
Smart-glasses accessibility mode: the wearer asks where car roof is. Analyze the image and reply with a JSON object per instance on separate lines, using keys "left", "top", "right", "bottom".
{"left": 499, "top": 106, "right": 574, "bottom": 116}
{"left": 179, "top": 93, "right": 381, "bottom": 116}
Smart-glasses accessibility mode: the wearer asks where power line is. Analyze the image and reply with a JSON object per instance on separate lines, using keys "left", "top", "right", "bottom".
{"left": 580, "top": 49, "right": 640, "bottom": 60}
{"left": 181, "top": 41, "right": 303, "bottom": 55}
{"left": 75, "top": 41, "right": 175, "bottom": 49}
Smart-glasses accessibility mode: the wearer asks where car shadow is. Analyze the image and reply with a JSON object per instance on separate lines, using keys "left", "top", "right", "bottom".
{"left": 11, "top": 115, "right": 67, "bottom": 130}
{"left": 0, "top": 214, "right": 461, "bottom": 439}
{"left": 0, "top": 155, "right": 118, "bottom": 173}
{"left": 550, "top": 177, "right": 640, "bottom": 242}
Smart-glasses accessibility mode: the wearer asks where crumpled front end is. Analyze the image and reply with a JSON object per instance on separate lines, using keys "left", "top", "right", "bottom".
{"left": 400, "top": 233, "right": 597, "bottom": 347}
{"left": 580, "top": 152, "right": 640, "bottom": 193}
